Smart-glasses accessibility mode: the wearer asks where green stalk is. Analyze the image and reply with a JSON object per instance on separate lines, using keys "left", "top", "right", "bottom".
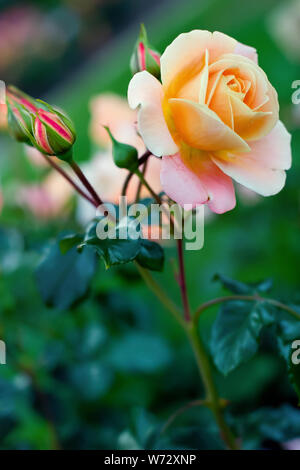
{"left": 186, "top": 322, "right": 238, "bottom": 450}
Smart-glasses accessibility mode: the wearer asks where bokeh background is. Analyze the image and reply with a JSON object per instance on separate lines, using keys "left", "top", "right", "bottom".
{"left": 0, "top": 0, "right": 300, "bottom": 450}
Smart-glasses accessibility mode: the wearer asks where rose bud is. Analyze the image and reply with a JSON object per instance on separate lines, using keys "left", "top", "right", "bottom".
{"left": 105, "top": 126, "right": 138, "bottom": 171}
{"left": 130, "top": 24, "right": 160, "bottom": 79}
{"left": 6, "top": 85, "right": 38, "bottom": 144}
{"left": 32, "top": 104, "right": 76, "bottom": 160}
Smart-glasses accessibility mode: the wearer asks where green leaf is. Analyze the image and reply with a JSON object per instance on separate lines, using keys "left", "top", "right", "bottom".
{"left": 59, "top": 233, "right": 83, "bottom": 254}
{"left": 211, "top": 300, "right": 274, "bottom": 375}
{"left": 118, "top": 408, "right": 159, "bottom": 450}
{"left": 81, "top": 217, "right": 141, "bottom": 269}
{"left": 82, "top": 236, "right": 140, "bottom": 269}
{"left": 136, "top": 239, "right": 164, "bottom": 271}
{"left": 36, "top": 239, "right": 97, "bottom": 309}
{"left": 236, "top": 405, "right": 300, "bottom": 448}
{"left": 214, "top": 274, "right": 273, "bottom": 295}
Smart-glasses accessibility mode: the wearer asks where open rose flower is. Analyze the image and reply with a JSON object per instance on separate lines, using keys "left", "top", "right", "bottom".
{"left": 128, "top": 30, "right": 292, "bottom": 213}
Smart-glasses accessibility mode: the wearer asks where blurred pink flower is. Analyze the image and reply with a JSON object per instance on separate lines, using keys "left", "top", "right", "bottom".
{"left": 24, "top": 146, "right": 62, "bottom": 168}
{"left": 18, "top": 171, "right": 73, "bottom": 219}
{"left": 89, "top": 93, "right": 145, "bottom": 154}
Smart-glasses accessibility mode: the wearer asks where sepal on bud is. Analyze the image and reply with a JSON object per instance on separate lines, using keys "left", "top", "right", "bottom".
{"left": 130, "top": 24, "right": 160, "bottom": 79}
{"left": 6, "top": 86, "right": 38, "bottom": 144}
{"left": 105, "top": 126, "right": 138, "bottom": 171}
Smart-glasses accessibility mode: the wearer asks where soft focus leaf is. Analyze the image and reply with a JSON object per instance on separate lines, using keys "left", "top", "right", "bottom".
{"left": 236, "top": 405, "right": 300, "bottom": 449}
{"left": 136, "top": 239, "right": 164, "bottom": 271}
{"left": 36, "top": 240, "right": 97, "bottom": 309}
{"left": 214, "top": 274, "right": 273, "bottom": 295}
{"left": 59, "top": 234, "right": 83, "bottom": 254}
{"left": 211, "top": 300, "right": 274, "bottom": 375}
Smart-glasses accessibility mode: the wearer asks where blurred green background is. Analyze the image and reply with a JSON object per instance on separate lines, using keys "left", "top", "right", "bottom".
{"left": 0, "top": 0, "right": 300, "bottom": 450}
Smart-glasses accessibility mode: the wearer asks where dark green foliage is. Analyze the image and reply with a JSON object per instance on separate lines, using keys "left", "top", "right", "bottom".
{"left": 36, "top": 239, "right": 97, "bottom": 309}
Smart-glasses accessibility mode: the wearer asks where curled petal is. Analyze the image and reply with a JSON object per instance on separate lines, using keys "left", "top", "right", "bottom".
{"left": 161, "top": 152, "right": 236, "bottom": 213}
{"left": 160, "top": 30, "right": 236, "bottom": 90}
{"left": 229, "top": 94, "right": 275, "bottom": 141}
{"left": 169, "top": 98, "right": 249, "bottom": 152}
{"left": 128, "top": 71, "right": 178, "bottom": 156}
{"left": 211, "top": 121, "right": 291, "bottom": 196}
{"left": 234, "top": 42, "right": 258, "bottom": 63}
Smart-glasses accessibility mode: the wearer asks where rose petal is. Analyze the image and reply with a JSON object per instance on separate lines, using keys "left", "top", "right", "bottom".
{"left": 128, "top": 71, "right": 178, "bottom": 156}
{"left": 238, "top": 120, "right": 291, "bottom": 170}
{"left": 229, "top": 94, "right": 275, "bottom": 141}
{"left": 211, "top": 122, "right": 291, "bottom": 196}
{"left": 160, "top": 30, "right": 236, "bottom": 90}
{"left": 169, "top": 98, "right": 249, "bottom": 152}
{"left": 161, "top": 153, "right": 208, "bottom": 207}
{"left": 161, "top": 152, "right": 236, "bottom": 213}
{"left": 235, "top": 42, "right": 258, "bottom": 64}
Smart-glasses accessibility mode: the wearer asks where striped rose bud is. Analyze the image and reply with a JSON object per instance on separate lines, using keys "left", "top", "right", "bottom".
{"left": 6, "top": 85, "right": 38, "bottom": 144}
{"left": 32, "top": 106, "right": 76, "bottom": 160}
{"left": 130, "top": 24, "right": 160, "bottom": 79}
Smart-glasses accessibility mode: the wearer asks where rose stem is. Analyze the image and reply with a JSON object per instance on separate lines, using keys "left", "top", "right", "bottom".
{"left": 194, "top": 295, "right": 300, "bottom": 323}
{"left": 122, "top": 149, "right": 152, "bottom": 197}
{"left": 69, "top": 159, "right": 103, "bottom": 207}
{"left": 176, "top": 238, "right": 191, "bottom": 321}
{"left": 41, "top": 153, "right": 98, "bottom": 207}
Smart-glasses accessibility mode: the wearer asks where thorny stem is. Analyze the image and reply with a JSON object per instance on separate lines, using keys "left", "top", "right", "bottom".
{"left": 41, "top": 154, "right": 98, "bottom": 207}
{"left": 194, "top": 295, "right": 300, "bottom": 325}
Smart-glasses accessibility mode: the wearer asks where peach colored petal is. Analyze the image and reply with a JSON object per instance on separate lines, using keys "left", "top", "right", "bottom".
{"left": 237, "top": 120, "right": 291, "bottom": 170}
{"left": 211, "top": 122, "right": 291, "bottom": 196}
{"left": 207, "top": 74, "right": 235, "bottom": 128}
{"left": 161, "top": 153, "right": 208, "bottom": 207}
{"left": 161, "top": 152, "right": 236, "bottom": 213}
{"left": 209, "top": 54, "right": 278, "bottom": 113}
{"left": 169, "top": 98, "right": 249, "bottom": 152}
{"left": 229, "top": 94, "right": 275, "bottom": 141}
{"left": 160, "top": 30, "right": 236, "bottom": 90}
{"left": 196, "top": 157, "right": 236, "bottom": 214}
{"left": 234, "top": 42, "right": 258, "bottom": 63}
{"left": 128, "top": 71, "right": 178, "bottom": 156}
{"left": 212, "top": 155, "right": 286, "bottom": 196}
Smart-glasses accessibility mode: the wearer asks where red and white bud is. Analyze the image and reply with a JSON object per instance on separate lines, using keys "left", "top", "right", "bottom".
{"left": 130, "top": 25, "right": 161, "bottom": 79}
{"left": 32, "top": 108, "right": 76, "bottom": 158}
